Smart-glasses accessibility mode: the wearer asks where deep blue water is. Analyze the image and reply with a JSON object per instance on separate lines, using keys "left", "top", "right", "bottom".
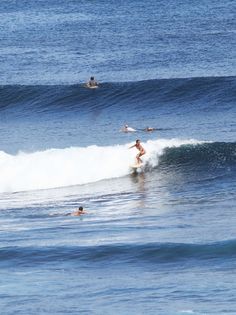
{"left": 0, "top": 0, "right": 236, "bottom": 314}
{"left": 1, "top": 0, "right": 236, "bottom": 84}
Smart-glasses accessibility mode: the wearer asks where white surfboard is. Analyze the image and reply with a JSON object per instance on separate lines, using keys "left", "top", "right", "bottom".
{"left": 126, "top": 127, "right": 136, "bottom": 132}
{"left": 86, "top": 84, "right": 99, "bottom": 89}
{"left": 130, "top": 163, "right": 143, "bottom": 171}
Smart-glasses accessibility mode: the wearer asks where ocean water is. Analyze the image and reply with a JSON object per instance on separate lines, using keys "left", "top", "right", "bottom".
{"left": 0, "top": 0, "right": 236, "bottom": 314}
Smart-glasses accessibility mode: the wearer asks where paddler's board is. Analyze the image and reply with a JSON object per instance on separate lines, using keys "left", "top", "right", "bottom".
{"left": 86, "top": 84, "right": 99, "bottom": 89}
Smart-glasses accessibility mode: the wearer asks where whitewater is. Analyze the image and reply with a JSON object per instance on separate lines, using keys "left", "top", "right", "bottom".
{"left": 0, "top": 138, "right": 202, "bottom": 193}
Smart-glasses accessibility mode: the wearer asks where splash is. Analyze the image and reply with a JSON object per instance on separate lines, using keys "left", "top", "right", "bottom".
{"left": 0, "top": 138, "right": 201, "bottom": 193}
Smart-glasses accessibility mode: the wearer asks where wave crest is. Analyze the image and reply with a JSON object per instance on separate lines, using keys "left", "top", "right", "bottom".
{"left": 0, "top": 139, "right": 234, "bottom": 193}
{"left": 1, "top": 239, "right": 236, "bottom": 267}
{"left": 0, "top": 76, "right": 235, "bottom": 117}
{"left": 0, "top": 138, "right": 202, "bottom": 193}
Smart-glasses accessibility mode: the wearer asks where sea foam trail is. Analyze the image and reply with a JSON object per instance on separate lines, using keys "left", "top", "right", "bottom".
{"left": 0, "top": 138, "right": 201, "bottom": 193}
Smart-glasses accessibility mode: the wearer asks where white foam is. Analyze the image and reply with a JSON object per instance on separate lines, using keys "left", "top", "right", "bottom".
{"left": 0, "top": 138, "right": 202, "bottom": 193}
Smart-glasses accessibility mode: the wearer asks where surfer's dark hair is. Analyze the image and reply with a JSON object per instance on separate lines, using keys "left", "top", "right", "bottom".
{"left": 79, "top": 206, "right": 83, "bottom": 211}
{"left": 136, "top": 139, "right": 140, "bottom": 143}
{"left": 90, "top": 76, "right": 94, "bottom": 80}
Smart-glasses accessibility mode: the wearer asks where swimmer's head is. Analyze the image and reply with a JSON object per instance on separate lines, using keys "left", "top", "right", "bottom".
{"left": 90, "top": 76, "right": 94, "bottom": 80}
{"left": 136, "top": 139, "right": 140, "bottom": 144}
{"left": 79, "top": 206, "right": 83, "bottom": 211}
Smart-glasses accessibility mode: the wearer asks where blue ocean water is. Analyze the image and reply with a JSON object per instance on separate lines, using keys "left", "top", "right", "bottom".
{"left": 0, "top": 0, "right": 236, "bottom": 314}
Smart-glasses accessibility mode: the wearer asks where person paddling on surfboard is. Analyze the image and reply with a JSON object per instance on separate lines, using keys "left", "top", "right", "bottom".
{"left": 121, "top": 124, "right": 136, "bottom": 132}
{"left": 144, "top": 127, "right": 156, "bottom": 132}
{"left": 66, "top": 206, "right": 87, "bottom": 216}
{"left": 129, "top": 139, "right": 146, "bottom": 165}
{"left": 87, "top": 76, "right": 99, "bottom": 88}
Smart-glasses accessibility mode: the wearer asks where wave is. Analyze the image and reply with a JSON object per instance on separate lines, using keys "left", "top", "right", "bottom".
{"left": 159, "top": 141, "right": 236, "bottom": 168}
{"left": 0, "top": 138, "right": 234, "bottom": 193}
{"left": 1, "top": 239, "right": 236, "bottom": 267}
{"left": 0, "top": 76, "right": 235, "bottom": 117}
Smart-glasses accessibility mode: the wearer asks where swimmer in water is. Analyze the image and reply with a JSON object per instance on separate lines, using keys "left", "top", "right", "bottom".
{"left": 144, "top": 127, "right": 156, "bottom": 132}
{"left": 66, "top": 206, "right": 87, "bottom": 216}
{"left": 129, "top": 139, "right": 146, "bottom": 164}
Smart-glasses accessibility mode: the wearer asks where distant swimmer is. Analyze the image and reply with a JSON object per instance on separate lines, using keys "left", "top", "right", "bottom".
{"left": 129, "top": 139, "right": 146, "bottom": 164}
{"left": 66, "top": 206, "right": 87, "bottom": 217}
{"left": 86, "top": 76, "right": 99, "bottom": 88}
{"left": 144, "top": 127, "right": 156, "bottom": 132}
{"left": 121, "top": 124, "right": 136, "bottom": 132}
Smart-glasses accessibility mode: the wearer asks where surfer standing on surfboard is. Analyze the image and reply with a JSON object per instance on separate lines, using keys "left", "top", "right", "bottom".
{"left": 129, "top": 139, "right": 146, "bottom": 164}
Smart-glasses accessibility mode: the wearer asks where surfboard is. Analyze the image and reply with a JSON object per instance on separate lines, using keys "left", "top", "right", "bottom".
{"left": 86, "top": 84, "right": 99, "bottom": 89}
{"left": 126, "top": 127, "right": 136, "bottom": 132}
{"left": 130, "top": 163, "right": 143, "bottom": 170}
